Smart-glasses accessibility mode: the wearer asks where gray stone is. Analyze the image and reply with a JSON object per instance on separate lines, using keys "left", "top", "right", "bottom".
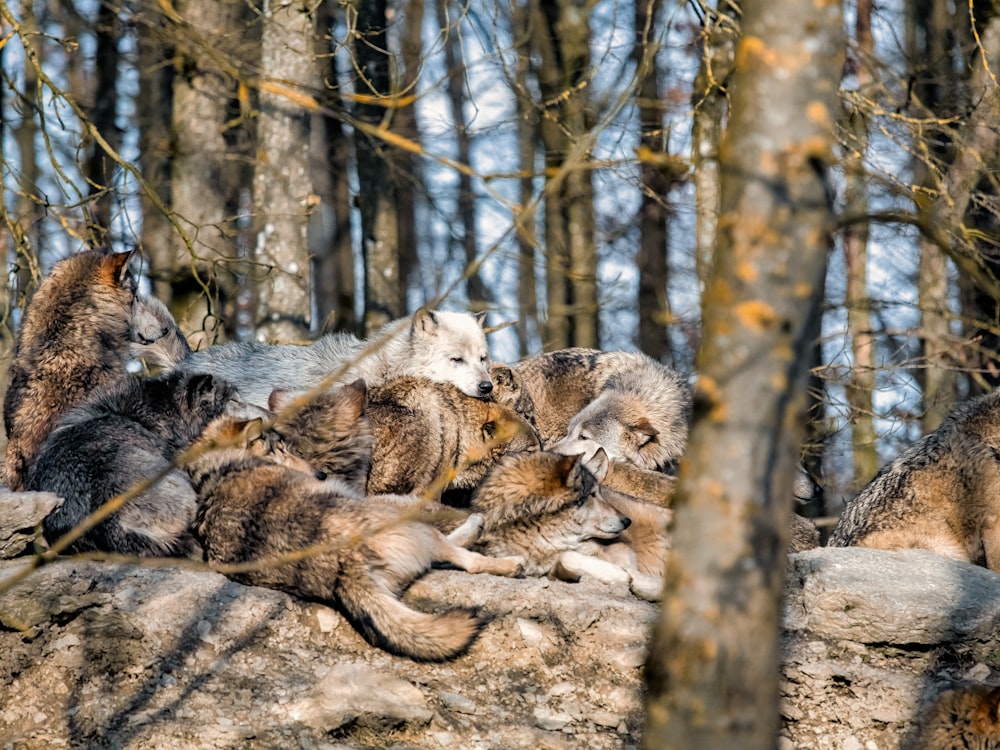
{"left": 0, "top": 491, "right": 62, "bottom": 558}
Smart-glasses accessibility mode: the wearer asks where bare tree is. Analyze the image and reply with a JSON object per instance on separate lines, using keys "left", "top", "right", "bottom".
{"left": 643, "top": 0, "right": 842, "bottom": 745}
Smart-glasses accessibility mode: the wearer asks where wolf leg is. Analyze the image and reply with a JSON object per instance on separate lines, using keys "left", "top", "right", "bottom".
{"left": 446, "top": 513, "right": 484, "bottom": 548}
{"left": 554, "top": 550, "right": 631, "bottom": 586}
{"left": 983, "top": 514, "right": 1000, "bottom": 572}
{"left": 432, "top": 532, "right": 522, "bottom": 577}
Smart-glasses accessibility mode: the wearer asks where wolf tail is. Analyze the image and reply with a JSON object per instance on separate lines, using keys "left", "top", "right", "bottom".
{"left": 335, "top": 574, "right": 483, "bottom": 661}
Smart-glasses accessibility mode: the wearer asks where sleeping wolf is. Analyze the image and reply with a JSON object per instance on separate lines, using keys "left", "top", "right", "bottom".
{"left": 184, "top": 417, "right": 523, "bottom": 662}
{"left": 179, "top": 307, "right": 494, "bottom": 409}
{"left": 365, "top": 376, "right": 540, "bottom": 497}
{"left": 508, "top": 348, "right": 692, "bottom": 472}
{"left": 128, "top": 294, "right": 192, "bottom": 375}
{"left": 828, "top": 389, "right": 1000, "bottom": 568}
{"left": 469, "top": 450, "right": 631, "bottom": 578}
{"left": 26, "top": 371, "right": 237, "bottom": 557}
{"left": 3, "top": 248, "right": 138, "bottom": 490}
{"left": 911, "top": 683, "right": 1000, "bottom": 749}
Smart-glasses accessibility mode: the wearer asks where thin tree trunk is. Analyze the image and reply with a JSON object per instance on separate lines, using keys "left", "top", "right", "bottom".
{"left": 643, "top": 0, "right": 842, "bottom": 744}
{"left": 635, "top": 0, "right": 672, "bottom": 362}
{"left": 350, "top": 0, "right": 400, "bottom": 334}
{"left": 252, "top": 0, "right": 315, "bottom": 343}
{"left": 690, "top": 5, "right": 738, "bottom": 292}
{"left": 86, "top": 0, "right": 120, "bottom": 238}
{"left": 438, "top": 2, "right": 488, "bottom": 313}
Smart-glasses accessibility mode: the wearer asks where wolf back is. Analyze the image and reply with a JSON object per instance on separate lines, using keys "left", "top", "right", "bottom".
{"left": 26, "top": 371, "right": 237, "bottom": 557}
{"left": 4, "top": 248, "right": 138, "bottom": 490}
{"left": 828, "top": 389, "right": 1000, "bottom": 569}
{"left": 178, "top": 308, "right": 495, "bottom": 409}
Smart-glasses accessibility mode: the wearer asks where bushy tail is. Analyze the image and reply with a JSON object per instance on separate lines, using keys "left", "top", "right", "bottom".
{"left": 335, "top": 573, "right": 483, "bottom": 661}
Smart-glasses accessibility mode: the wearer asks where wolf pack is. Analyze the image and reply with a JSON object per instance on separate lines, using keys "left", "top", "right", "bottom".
{"left": 8, "top": 246, "right": 989, "bottom": 666}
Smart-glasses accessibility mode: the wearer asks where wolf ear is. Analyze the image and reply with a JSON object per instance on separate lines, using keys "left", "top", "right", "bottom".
{"left": 225, "top": 417, "right": 264, "bottom": 444}
{"left": 474, "top": 310, "right": 488, "bottom": 329}
{"left": 340, "top": 378, "right": 368, "bottom": 416}
{"left": 633, "top": 417, "right": 659, "bottom": 446}
{"left": 411, "top": 307, "right": 439, "bottom": 336}
{"left": 99, "top": 248, "right": 137, "bottom": 287}
{"left": 554, "top": 453, "right": 581, "bottom": 484}
{"left": 586, "top": 448, "right": 610, "bottom": 482}
{"left": 491, "top": 364, "right": 514, "bottom": 388}
{"left": 268, "top": 389, "right": 292, "bottom": 412}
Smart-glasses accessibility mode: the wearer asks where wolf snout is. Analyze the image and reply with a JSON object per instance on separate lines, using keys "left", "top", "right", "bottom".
{"left": 478, "top": 380, "right": 494, "bottom": 396}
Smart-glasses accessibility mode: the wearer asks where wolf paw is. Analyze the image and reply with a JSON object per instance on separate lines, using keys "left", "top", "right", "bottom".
{"left": 629, "top": 572, "right": 663, "bottom": 602}
{"left": 447, "top": 513, "right": 484, "bottom": 548}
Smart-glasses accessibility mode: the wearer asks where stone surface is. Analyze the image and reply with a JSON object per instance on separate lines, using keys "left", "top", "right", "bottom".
{"left": 0, "top": 491, "right": 62, "bottom": 558}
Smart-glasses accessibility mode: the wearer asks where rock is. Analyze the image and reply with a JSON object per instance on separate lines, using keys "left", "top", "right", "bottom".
{"left": 0, "top": 491, "right": 62, "bottom": 558}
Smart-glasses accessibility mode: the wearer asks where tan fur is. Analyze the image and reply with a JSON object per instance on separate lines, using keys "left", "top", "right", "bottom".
{"left": 829, "top": 390, "right": 1000, "bottom": 569}
{"left": 184, "top": 418, "right": 522, "bottom": 662}
{"left": 910, "top": 684, "right": 1000, "bottom": 750}
{"left": 470, "top": 450, "right": 631, "bottom": 578}
{"left": 366, "top": 376, "right": 540, "bottom": 496}
{"left": 4, "top": 248, "right": 137, "bottom": 490}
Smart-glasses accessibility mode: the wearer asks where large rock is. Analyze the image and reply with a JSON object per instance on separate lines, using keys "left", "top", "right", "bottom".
{"left": 0, "top": 558, "right": 655, "bottom": 749}
{"left": 0, "top": 490, "right": 62, "bottom": 558}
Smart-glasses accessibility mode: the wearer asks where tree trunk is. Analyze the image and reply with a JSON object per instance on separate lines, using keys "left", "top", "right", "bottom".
{"left": 531, "top": 0, "right": 597, "bottom": 349}
{"left": 438, "top": 1, "right": 488, "bottom": 313}
{"left": 252, "top": 0, "right": 316, "bottom": 343}
{"left": 634, "top": 0, "right": 672, "bottom": 362}
{"left": 691, "top": 6, "right": 738, "bottom": 293}
{"left": 350, "top": 0, "right": 400, "bottom": 334}
{"left": 86, "top": 0, "right": 120, "bottom": 238}
{"left": 842, "top": 0, "right": 879, "bottom": 486}
{"left": 643, "top": 0, "right": 842, "bottom": 745}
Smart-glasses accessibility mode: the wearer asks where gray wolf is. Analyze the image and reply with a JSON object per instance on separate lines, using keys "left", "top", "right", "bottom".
{"left": 3, "top": 248, "right": 139, "bottom": 490}
{"left": 509, "top": 348, "right": 691, "bottom": 471}
{"left": 268, "top": 379, "right": 375, "bottom": 497}
{"left": 179, "top": 307, "right": 495, "bottom": 409}
{"left": 910, "top": 684, "right": 1000, "bottom": 749}
{"left": 128, "top": 294, "right": 192, "bottom": 375}
{"left": 365, "top": 376, "right": 540, "bottom": 497}
{"left": 25, "top": 371, "right": 238, "bottom": 557}
{"left": 468, "top": 449, "right": 631, "bottom": 578}
{"left": 828, "top": 390, "right": 1000, "bottom": 568}
{"left": 183, "top": 417, "right": 523, "bottom": 661}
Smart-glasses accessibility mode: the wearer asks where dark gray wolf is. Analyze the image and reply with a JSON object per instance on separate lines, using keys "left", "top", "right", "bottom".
{"left": 268, "top": 379, "right": 375, "bottom": 497}
{"left": 4, "top": 248, "right": 138, "bottom": 490}
{"left": 365, "top": 376, "right": 540, "bottom": 497}
{"left": 828, "top": 390, "right": 1000, "bottom": 568}
{"left": 178, "top": 307, "right": 495, "bottom": 409}
{"left": 507, "top": 348, "right": 692, "bottom": 472}
{"left": 468, "top": 449, "right": 631, "bottom": 578}
{"left": 183, "top": 417, "right": 523, "bottom": 662}
{"left": 128, "top": 294, "right": 192, "bottom": 375}
{"left": 26, "top": 371, "right": 238, "bottom": 557}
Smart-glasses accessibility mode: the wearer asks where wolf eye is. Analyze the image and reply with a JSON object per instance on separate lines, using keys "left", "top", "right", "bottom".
{"left": 480, "top": 355, "right": 488, "bottom": 363}
{"left": 451, "top": 357, "right": 464, "bottom": 364}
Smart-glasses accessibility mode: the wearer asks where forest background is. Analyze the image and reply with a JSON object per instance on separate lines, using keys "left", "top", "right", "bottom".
{"left": 1, "top": 0, "right": 998, "bottom": 743}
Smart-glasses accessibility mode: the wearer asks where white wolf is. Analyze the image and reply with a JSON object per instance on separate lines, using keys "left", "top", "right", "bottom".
{"left": 178, "top": 307, "right": 494, "bottom": 409}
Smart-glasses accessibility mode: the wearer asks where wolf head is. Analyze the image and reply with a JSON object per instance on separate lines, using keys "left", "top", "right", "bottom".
{"left": 128, "top": 295, "right": 192, "bottom": 375}
{"left": 549, "top": 391, "right": 670, "bottom": 472}
{"left": 475, "top": 449, "right": 630, "bottom": 544}
{"left": 490, "top": 363, "right": 537, "bottom": 429}
{"left": 269, "top": 379, "right": 374, "bottom": 494}
{"left": 406, "top": 308, "right": 493, "bottom": 399}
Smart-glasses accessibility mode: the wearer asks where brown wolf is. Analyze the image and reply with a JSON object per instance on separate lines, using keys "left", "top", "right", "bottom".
{"left": 183, "top": 417, "right": 523, "bottom": 661}
{"left": 509, "top": 348, "right": 691, "bottom": 472}
{"left": 268, "top": 379, "right": 375, "bottom": 497}
{"left": 469, "top": 450, "right": 631, "bottom": 578}
{"left": 4, "top": 248, "right": 137, "bottom": 490}
{"left": 828, "top": 390, "right": 1000, "bottom": 568}
{"left": 365, "top": 376, "right": 540, "bottom": 497}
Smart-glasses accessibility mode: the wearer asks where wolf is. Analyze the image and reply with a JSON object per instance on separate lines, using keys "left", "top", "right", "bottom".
{"left": 183, "top": 416, "right": 523, "bottom": 662}
{"left": 910, "top": 684, "right": 1000, "bottom": 750}
{"left": 468, "top": 449, "right": 632, "bottom": 579}
{"left": 828, "top": 390, "right": 1000, "bottom": 569}
{"left": 509, "top": 348, "right": 692, "bottom": 472}
{"left": 25, "top": 371, "right": 238, "bottom": 557}
{"left": 128, "top": 294, "right": 192, "bottom": 375}
{"left": 178, "top": 307, "right": 495, "bottom": 410}
{"left": 3, "top": 247, "right": 139, "bottom": 491}
{"left": 365, "top": 376, "right": 540, "bottom": 497}
{"left": 268, "top": 379, "right": 375, "bottom": 497}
